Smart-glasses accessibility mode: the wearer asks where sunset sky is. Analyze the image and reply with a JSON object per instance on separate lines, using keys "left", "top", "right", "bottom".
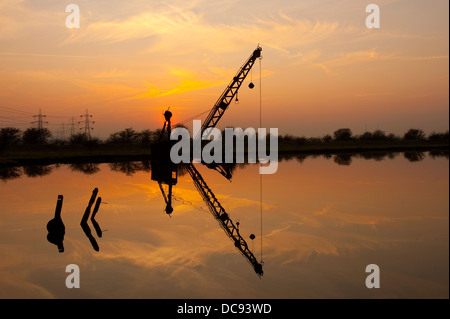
{"left": 0, "top": 0, "right": 448, "bottom": 138}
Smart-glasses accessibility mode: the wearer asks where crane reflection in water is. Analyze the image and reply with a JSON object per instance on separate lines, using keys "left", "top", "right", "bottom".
{"left": 46, "top": 188, "right": 105, "bottom": 252}
{"left": 46, "top": 195, "right": 65, "bottom": 253}
{"left": 80, "top": 188, "right": 103, "bottom": 252}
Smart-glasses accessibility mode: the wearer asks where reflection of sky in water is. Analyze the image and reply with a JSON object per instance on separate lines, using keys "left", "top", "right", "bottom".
{"left": 0, "top": 155, "right": 448, "bottom": 298}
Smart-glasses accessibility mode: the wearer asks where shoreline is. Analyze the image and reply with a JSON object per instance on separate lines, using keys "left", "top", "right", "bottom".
{"left": 0, "top": 142, "right": 447, "bottom": 168}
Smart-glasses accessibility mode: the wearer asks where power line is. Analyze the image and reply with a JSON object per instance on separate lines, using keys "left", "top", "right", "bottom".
{"left": 0, "top": 106, "right": 73, "bottom": 120}
{"left": 0, "top": 117, "right": 30, "bottom": 123}
{"left": 0, "top": 107, "right": 93, "bottom": 138}
{"left": 0, "top": 105, "right": 34, "bottom": 115}
{"left": 0, "top": 120, "right": 31, "bottom": 128}
{"left": 46, "top": 115, "right": 73, "bottom": 119}
{"left": 0, "top": 116, "right": 30, "bottom": 119}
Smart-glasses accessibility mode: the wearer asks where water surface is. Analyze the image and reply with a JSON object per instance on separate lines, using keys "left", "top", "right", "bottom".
{"left": 0, "top": 152, "right": 448, "bottom": 298}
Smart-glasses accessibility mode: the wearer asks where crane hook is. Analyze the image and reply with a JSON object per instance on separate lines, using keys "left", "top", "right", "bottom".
{"left": 248, "top": 82, "right": 255, "bottom": 89}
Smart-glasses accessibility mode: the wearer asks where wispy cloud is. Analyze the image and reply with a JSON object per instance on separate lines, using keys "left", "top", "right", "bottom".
{"left": 262, "top": 201, "right": 449, "bottom": 264}
{"left": 304, "top": 50, "right": 449, "bottom": 74}
{"left": 61, "top": 7, "right": 343, "bottom": 56}
{"left": 0, "top": 52, "right": 95, "bottom": 59}
{"left": 135, "top": 69, "right": 227, "bottom": 98}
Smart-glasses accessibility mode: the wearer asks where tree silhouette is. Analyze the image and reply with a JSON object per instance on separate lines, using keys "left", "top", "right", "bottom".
{"left": 428, "top": 149, "right": 449, "bottom": 159}
{"left": 0, "top": 127, "right": 21, "bottom": 145}
{"left": 333, "top": 128, "right": 353, "bottom": 141}
{"left": 107, "top": 128, "right": 139, "bottom": 144}
{"left": 333, "top": 153, "right": 352, "bottom": 165}
{"left": 0, "top": 127, "right": 21, "bottom": 153}
{"left": 69, "top": 163, "right": 100, "bottom": 175}
{"left": 69, "top": 133, "right": 100, "bottom": 149}
{"left": 23, "top": 165, "right": 53, "bottom": 178}
{"left": 359, "top": 132, "right": 373, "bottom": 141}
{"left": 372, "top": 130, "right": 388, "bottom": 141}
{"left": 404, "top": 129, "right": 425, "bottom": 140}
{"left": 109, "top": 161, "right": 143, "bottom": 176}
{"left": 139, "top": 129, "right": 156, "bottom": 145}
{"left": 70, "top": 133, "right": 90, "bottom": 144}
{"left": 322, "top": 134, "right": 332, "bottom": 143}
{"left": 0, "top": 166, "right": 22, "bottom": 181}
{"left": 404, "top": 151, "right": 425, "bottom": 162}
{"left": 22, "top": 128, "right": 52, "bottom": 144}
{"left": 428, "top": 131, "right": 449, "bottom": 143}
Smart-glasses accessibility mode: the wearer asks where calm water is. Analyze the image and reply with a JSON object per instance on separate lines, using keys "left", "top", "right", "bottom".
{"left": 0, "top": 152, "right": 448, "bottom": 299}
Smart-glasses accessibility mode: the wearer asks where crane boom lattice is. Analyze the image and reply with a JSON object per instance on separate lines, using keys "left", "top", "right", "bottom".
{"left": 186, "top": 163, "right": 263, "bottom": 277}
{"left": 201, "top": 46, "right": 262, "bottom": 137}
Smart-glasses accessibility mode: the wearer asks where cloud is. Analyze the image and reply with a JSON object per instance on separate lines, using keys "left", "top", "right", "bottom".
{"left": 134, "top": 68, "right": 228, "bottom": 98}
{"left": 262, "top": 201, "right": 449, "bottom": 265}
{"left": 0, "top": 0, "right": 65, "bottom": 40}
{"left": 303, "top": 48, "right": 449, "bottom": 74}
{"left": 0, "top": 271, "right": 55, "bottom": 298}
{"left": 132, "top": 64, "right": 273, "bottom": 99}
{"left": 304, "top": 49, "right": 395, "bottom": 73}
{"left": 0, "top": 52, "right": 94, "bottom": 59}
{"left": 61, "top": 7, "right": 342, "bottom": 56}
{"left": 132, "top": 180, "right": 273, "bottom": 215}
{"left": 311, "top": 204, "right": 397, "bottom": 228}
{"left": 354, "top": 92, "right": 393, "bottom": 97}
{"left": 93, "top": 226, "right": 236, "bottom": 281}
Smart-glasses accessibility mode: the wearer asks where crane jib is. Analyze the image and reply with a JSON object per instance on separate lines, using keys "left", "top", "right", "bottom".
{"left": 201, "top": 46, "right": 262, "bottom": 135}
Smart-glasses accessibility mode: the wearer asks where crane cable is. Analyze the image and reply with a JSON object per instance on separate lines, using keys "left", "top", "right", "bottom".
{"left": 259, "top": 55, "right": 263, "bottom": 264}
{"left": 173, "top": 109, "right": 211, "bottom": 128}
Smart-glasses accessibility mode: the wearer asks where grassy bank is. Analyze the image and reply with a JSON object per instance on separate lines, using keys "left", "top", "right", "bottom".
{"left": 1, "top": 127, "right": 448, "bottom": 167}
{"left": 0, "top": 144, "right": 152, "bottom": 166}
{"left": 277, "top": 139, "right": 449, "bottom": 153}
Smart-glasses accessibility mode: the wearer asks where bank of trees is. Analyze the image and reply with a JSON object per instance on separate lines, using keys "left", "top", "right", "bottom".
{"left": 106, "top": 128, "right": 159, "bottom": 145}
{"left": 0, "top": 126, "right": 448, "bottom": 150}
{"left": 278, "top": 128, "right": 449, "bottom": 146}
{"left": 0, "top": 127, "right": 162, "bottom": 147}
{"left": 1, "top": 127, "right": 52, "bottom": 147}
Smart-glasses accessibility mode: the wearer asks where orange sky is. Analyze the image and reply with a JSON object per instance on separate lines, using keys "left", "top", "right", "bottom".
{"left": 0, "top": 0, "right": 448, "bottom": 138}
